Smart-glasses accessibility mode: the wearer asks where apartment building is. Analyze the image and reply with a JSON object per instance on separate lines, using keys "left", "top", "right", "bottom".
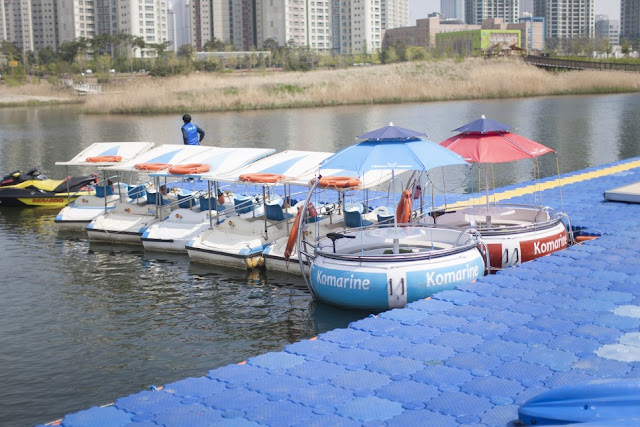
{"left": 535, "top": 0, "right": 594, "bottom": 39}
{"left": 519, "top": 0, "right": 532, "bottom": 15}
{"left": 118, "top": 0, "right": 168, "bottom": 49}
{"left": 167, "top": 0, "right": 190, "bottom": 51}
{"left": 621, "top": 0, "right": 640, "bottom": 45}
{"left": 596, "top": 14, "right": 619, "bottom": 46}
{"left": 464, "top": 0, "right": 519, "bottom": 25}
{"left": 1, "top": 0, "right": 35, "bottom": 52}
{"left": 32, "top": 0, "right": 58, "bottom": 49}
{"left": 257, "top": 0, "right": 407, "bottom": 54}
{"left": 441, "top": 0, "right": 465, "bottom": 21}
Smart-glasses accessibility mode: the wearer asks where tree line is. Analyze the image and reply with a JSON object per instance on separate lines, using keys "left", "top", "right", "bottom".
{"left": 1, "top": 32, "right": 638, "bottom": 84}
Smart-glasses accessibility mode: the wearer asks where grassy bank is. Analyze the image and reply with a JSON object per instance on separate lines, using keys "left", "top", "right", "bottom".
{"left": 83, "top": 58, "right": 640, "bottom": 114}
{"left": 4, "top": 57, "right": 640, "bottom": 112}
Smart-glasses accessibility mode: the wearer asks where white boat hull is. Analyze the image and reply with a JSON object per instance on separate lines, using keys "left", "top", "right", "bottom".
{"left": 87, "top": 202, "right": 165, "bottom": 245}
{"left": 309, "top": 226, "right": 485, "bottom": 311}
{"left": 141, "top": 208, "right": 220, "bottom": 253}
{"left": 55, "top": 194, "right": 119, "bottom": 231}
{"left": 425, "top": 205, "right": 569, "bottom": 271}
{"left": 187, "top": 216, "right": 294, "bottom": 270}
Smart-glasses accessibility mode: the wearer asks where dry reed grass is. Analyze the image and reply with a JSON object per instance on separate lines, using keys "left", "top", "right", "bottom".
{"left": 52, "top": 57, "right": 640, "bottom": 113}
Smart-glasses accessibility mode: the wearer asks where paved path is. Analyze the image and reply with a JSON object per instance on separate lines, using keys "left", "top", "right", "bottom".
{"left": 44, "top": 157, "right": 640, "bottom": 426}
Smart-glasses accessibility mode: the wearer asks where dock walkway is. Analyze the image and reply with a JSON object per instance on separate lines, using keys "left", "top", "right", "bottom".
{"left": 45, "top": 157, "right": 640, "bottom": 426}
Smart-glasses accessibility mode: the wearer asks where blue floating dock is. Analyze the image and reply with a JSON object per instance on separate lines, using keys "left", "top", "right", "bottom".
{"left": 44, "top": 157, "right": 640, "bottom": 426}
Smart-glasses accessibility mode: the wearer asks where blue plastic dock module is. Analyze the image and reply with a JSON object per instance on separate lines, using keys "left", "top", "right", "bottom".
{"left": 45, "top": 157, "right": 640, "bottom": 426}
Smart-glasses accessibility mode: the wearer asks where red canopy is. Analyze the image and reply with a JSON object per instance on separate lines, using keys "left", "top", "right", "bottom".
{"left": 440, "top": 132, "right": 554, "bottom": 163}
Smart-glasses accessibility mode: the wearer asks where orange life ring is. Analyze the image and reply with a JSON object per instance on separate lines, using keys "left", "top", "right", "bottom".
{"left": 86, "top": 155, "right": 122, "bottom": 163}
{"left": 168, "top": 163, "right": 210, "bottom": 175}
{"left": 239, "top": 173, "right": 286, "bottom": 184}
{"left": 284, "top": 208, "right": 303, "bottom": 260}
{"left": 313, "top": 176, "right": 361, "bottom": 189}
{"left": 134, "top": 163, "right": 172, "bottom": 171}
{"left": 396, "top": 190, "right": 412, "bottom": 224}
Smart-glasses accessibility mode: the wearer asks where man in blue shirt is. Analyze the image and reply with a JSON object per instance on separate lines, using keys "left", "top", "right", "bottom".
{"left": 181, "top": 114, "right": 205, "bottom": 145}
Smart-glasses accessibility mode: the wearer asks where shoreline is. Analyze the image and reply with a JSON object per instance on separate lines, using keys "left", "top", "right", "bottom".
{"left": 1, "top": 58, "right": 639, "bottom": 113}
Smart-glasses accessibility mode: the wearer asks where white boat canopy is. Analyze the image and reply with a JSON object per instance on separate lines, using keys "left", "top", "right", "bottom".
{"left": 204, "top": 150, "right": 334, "bottom": 185}
{"left": 148, "top": 147, "right": 276, "bottom": 179}
{"left": 55, "top": 142, "right": 155, "bottom": 166}
{"left": 99, "top": 144, "right": 211, "bottom": 173}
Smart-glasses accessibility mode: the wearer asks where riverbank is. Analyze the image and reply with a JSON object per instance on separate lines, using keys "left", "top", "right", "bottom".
{"left": 0, "top": 93, "right": 78, "bottom": 106}
{"left": 2, "top": 57, "right": 640, "bottom": 113}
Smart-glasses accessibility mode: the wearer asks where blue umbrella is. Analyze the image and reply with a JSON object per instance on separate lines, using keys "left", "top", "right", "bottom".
{"left": 453, "top": 115, "right": 514, "bottom": 134}
{"left": 356, "top": 122, "right": 427, "bottom": 140}
{"left": 319, "top": 123, "right": 468, "bottom": 239}
{"left": 321, "top": 123, "right": 467, "bottom": 173}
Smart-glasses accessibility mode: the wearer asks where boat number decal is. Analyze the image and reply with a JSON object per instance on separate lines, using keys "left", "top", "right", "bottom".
{"left": 32, "top": 198, "right": 64, "bottom": 204}
{"left": 520, "top": 230, "right": 568, "bottom": 262}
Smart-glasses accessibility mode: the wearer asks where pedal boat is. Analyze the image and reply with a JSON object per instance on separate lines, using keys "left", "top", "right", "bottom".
{"left": 86, "top": 144, "right": 215, "bottom": 244}
{"left": 54, "top": 142, "right": 155, "bottom": 230}
{"left": 186, "top": 150, "right": 333, "bottom": 269}
{"left": 139, "top": 146, "right": 274, "bottom": 253}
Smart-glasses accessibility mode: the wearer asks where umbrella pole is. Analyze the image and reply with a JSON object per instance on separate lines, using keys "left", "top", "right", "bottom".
{"left": 484, "top": 163, "right": 490, "bottom": 210}
{"left": 392, "top": 169, "right": 399, "bottom": 254}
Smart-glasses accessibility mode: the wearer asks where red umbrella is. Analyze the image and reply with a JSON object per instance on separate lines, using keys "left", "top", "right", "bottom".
{"left": 440, "top": 116, "right": 554, "bottom": 206}
{"left": 440, "top": 116, "right": 554, "bottom": 163}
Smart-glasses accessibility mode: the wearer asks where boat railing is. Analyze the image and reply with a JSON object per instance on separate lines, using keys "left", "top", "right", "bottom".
{"left": 418, "top": 203, "right": 566, "bottom": 233}
{"left": 312, "top": 223, "right": 483, "bottom": 263}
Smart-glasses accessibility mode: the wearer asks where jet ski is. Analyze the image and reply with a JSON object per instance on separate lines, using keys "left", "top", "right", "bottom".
{"left": 0, "top": 166, "right": 97, "bottom": 207}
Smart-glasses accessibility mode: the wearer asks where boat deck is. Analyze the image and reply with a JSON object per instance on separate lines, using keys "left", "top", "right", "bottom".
{"left": 42, "top": 157, "right": 640, "bottom": 426}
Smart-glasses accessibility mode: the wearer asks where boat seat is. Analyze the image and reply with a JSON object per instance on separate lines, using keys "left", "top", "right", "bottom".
{"left": 265, "top": 201, "right": 294, "bottom": 221}
{"left": 345, "top": 206, "right": 373, "bottom": 228}
{"left": 146, "top": 190, "right": 170, "bottom": 205}
{"left": 199, "top": 195, "right": 223, "bottom": 212}
{"left": 178, "top": 191, "right": 195, "bottom": 209}
{"left": 234, "top": 195, "right": 255, "bottom": 215}
{"left": 128, "top": 185, "right": 147, "bottom": 202}
{"left": 377, "top": 213, "right": 394, "bottom": 224}
{"left": 95, "top": 184, "right": 114, "bottom": 198}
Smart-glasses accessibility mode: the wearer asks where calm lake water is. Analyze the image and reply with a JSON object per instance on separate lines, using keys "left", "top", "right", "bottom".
{"left": 1, "top": 93, "right": 640, "bottom": 426}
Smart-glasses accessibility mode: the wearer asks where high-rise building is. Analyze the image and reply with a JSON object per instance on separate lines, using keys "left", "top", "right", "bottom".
{"left": 1, "top": 0, "right": 35, "bottom": 52}
{"left": 167, "top": 0, "right": 191, "bottom": 52}
{"left": 533, "top": 0, "right": 544, "bottom": 17}
{"left": 117, "top": 0, "right": 168, "bottom": 51}
{"left": 383, "top": 0, "right": 409, "bottom": 29}
{"left": 621, "top": 0, "right": 640, "bottom": 45}
{"left": 441, "top": 0, "right": 465, "bottom": 21}
{"left": 539, "top": 0, "right": 594, "bottom": 40}
{"left": 258, "top": 0, "right": 405, "bottom": 54}
{"left": 230, "top": 0, "right": 258, "bottom": 50}
{"left": 520, "top": 0, "right": 532, "bottom": 16}
{"left": 464, "top": 0, "right": 519, "bottom": 25}
{"left": 596, "top": 14, "right": 619, "bottom": 46}
{"left": 32, "top": 0, "right": 58, "bottom": 49}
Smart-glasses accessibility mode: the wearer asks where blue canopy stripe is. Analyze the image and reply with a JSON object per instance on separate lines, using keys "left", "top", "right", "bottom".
{"left": 257, "top": 155, "right": 308, "bottom": 175}
{"left": 146, "top": 149, "right": 184, "bottom": 165}
{"left": 98, "top": 146, "right": 121, "bottom": 156}
{"left": 199, "top": 151, "right": 232, "bottom": 173}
